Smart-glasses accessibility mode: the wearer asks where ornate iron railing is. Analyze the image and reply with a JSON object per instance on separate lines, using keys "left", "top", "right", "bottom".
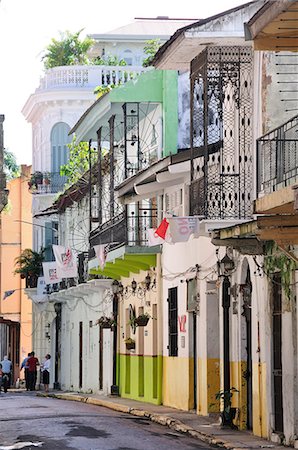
{"left": 190, "top": 46, "right": 253, "bottom": 220}
{"left": 257, "top": 115, "right": 298, "bottom": 195}
{"left": 28, "top": 172, "right": 67, "bottom": 194}
{"left": 89, "top": 208, "right": 158, "bottom": 249}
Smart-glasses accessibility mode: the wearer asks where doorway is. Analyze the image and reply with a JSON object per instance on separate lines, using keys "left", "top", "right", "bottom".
{"left": 187, "top": 278, "right": 197, "bottom": 410}
{"left": 79, "top": 321, "right": 83, "bottom": 389}
{"left": 272, "top": 273, "right": 283, "bottom": 433}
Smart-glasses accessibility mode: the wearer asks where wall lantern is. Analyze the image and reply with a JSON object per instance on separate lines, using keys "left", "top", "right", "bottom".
{"left": 111, "top": 279, "right": 120, "bottom": 295}
{"left": 218, "top": 253, "right": 235, "bottom": 277}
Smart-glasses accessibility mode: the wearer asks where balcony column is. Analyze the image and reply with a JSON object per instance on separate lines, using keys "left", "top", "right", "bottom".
{"left": 97, "top": 127, "right": 102, "bottom": 225}
{"left": 109, "top": 115, "right": 115, "bottom": 219}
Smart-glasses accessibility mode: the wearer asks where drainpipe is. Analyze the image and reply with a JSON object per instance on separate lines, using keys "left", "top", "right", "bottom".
{"left": 222, "top": 275, "right": 231, "bottom": 419}
{"left": 111, "top": 280, "right": 120, "bottom": 395}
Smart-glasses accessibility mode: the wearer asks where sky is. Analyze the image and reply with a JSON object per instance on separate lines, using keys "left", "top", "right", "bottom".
{"left": 0, "top": 0, "right": 249, "bottom": 165}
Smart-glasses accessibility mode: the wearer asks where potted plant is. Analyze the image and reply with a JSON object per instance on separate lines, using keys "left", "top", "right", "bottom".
{"left": 34, "top": 171, "right": 43, "bottom": 185}
{"left": 43, "top": 172, "right": 51, "bottom": 185}
{"left": 28, "top": 171, "right": 43, "bottom": 190}
{"left": 215, "top": 387, "right": 239, "bottom": 428}
{"left": 134, "top": 312, "right": 150, "bottom": 327}
{"left": 14, "top": 248, "right": 45, "bottom": 288}
{"left": 96, "top": 316, "right": 115, "bottom": 329}
{"left": 124, "top": 337, "right": 135, "bottom": 350}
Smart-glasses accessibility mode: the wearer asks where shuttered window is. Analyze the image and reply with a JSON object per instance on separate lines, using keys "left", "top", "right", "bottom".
{"left": 51, "top": 122, "right": 71, "bottom": 173}
{"left": 168, "top": 287, "right": 178, "bottom": 357}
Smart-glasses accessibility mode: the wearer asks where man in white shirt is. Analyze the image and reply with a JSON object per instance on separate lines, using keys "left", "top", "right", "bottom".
{"left": 1, "top": 356, "right": 12, "bottom": 393}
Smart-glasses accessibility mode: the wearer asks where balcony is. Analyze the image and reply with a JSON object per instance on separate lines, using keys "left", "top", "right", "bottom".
{"left": 257, "top": 115, "right": 298, "bottom": 196}
{"left": 90, "top": 208, "right": 158, "bottom": 249}
{"left": 37, "top": 65, "right": 150, "bottom": 91}
{"left": 28, "top": 172, "right": 67, "bottom": 194}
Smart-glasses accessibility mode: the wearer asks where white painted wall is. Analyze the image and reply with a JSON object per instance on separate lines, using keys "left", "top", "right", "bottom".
{"left": 58, "top": 283, "right": 113, "bottom": 394}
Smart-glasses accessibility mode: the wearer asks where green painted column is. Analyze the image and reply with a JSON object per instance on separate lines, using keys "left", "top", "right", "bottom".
{"left": 162, "top": 70, "right": 178, "bottom": 157}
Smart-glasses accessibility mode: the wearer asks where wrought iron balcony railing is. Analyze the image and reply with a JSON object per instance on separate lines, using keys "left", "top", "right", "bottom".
{"left": 257, "top": 115, "right": 298, "bottom": 196}
{"left": 28, "top": 172, "right": 67, "bottom": 194}
{"left": 90, "top": 208, "right": 158, "bottom": 249}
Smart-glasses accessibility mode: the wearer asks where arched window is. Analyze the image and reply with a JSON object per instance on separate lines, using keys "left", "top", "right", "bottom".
{"left": 50, "top": 122, "right": 71, "bottom": 173}
{"left": 122, "top": 49, "right": 133, "bottom": 66}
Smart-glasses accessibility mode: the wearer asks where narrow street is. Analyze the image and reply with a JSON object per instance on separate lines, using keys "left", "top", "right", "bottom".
{"left": 0, "top": 392, "right": 212, "bottom": 450}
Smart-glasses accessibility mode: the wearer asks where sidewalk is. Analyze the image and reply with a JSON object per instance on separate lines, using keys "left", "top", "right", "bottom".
{"left": 37, "top": 390, "right": 285, "bottom": 450}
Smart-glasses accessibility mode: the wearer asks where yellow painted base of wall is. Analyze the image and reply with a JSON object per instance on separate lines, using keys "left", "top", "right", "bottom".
{"left": 229, "top": 360, "right": 268, "bottom": 437}
{"left": 198, "top": 357, "right": 220, "bottom": 415}
{"left": 252, "top": 361, "right": 268, "bottom": 438}
{"left": 163, "top": 356, "right": 220, "bottom": 414}
{"left": 230, "top": 361, "right": 248, "bottom": 430}
{"left": 163, "top": 356, "right": 193, "bottom": 410}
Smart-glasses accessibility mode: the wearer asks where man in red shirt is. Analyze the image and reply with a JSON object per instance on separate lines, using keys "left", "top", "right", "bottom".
{"left": 27, "top": 352, "right": 40, "bottom": 391}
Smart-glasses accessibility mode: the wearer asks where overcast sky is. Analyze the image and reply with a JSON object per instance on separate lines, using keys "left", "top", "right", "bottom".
{"left": 0, "top": 0, "right": 249, "bottom": 164}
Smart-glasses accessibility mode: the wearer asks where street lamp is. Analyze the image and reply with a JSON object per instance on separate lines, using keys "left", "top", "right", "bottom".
{"left": 218, "top": 252, "right": 235, "bottom": 426}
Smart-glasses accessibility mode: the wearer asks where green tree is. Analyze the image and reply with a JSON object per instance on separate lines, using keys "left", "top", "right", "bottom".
{"left": 142, "top": 39, "right": 161, "bottom": 67}
{"left": 92, "top": 55, "right": 127, "bottom": 66}
{"left": 60, "top": 135, "right": 97, "bottom": 188}
{"left": 4, "top": 149, "right": 20, "bottom": 180}
{"left": 42, "top": 29, "right": 94, "bottom": 69}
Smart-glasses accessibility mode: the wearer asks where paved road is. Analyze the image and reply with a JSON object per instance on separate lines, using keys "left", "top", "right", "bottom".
{"left": 0, "top": 391, "right": 214, "bottom": 450}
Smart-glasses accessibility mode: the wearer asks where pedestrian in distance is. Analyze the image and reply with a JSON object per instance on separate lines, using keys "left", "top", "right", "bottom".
{"left": 27, "top": 352, "right": 40, "bottom": 391}
{"left": 41, "top": 354, "right": 51, "bottom": 393}
{"left": 21, "top": 353, "right": 31, "bottom": 391}
{"left": 1, "top": 355, "right": 12, "bottom": 393}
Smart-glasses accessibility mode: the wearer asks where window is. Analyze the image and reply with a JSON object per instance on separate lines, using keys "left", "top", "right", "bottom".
{"left": 122, "top": 49, "right": 133, "bottom": 66}
{"left": 51, "top": 122, "right": 71, "bottom": 173}
{"left": 44, "top": 221, "right": 58, "bottom": 262}
{"left": 168, "top": 287, "right": 178, "bottom": 357}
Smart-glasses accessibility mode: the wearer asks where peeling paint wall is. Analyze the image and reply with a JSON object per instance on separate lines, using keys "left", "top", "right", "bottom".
{"left": 262, "top": 51, "right": 298, "bottom": 134}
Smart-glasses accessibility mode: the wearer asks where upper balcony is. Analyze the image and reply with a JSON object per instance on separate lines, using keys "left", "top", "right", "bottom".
{"left": 28, "top": 171, "right": 67, "bottom": 195}
{"left": 90, "top": 208, "right": 158, "bottom": 250}
{"left": 257, "top": 115, "right": 298, "bottom": 196}
{"left": 37, "top": 65, "right": 149, "bottom": 92}
{"left": 255, "top": 115, "right": 298, "bottom": 214}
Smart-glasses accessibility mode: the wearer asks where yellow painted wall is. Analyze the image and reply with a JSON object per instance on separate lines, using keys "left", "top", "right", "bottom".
{"left": 230, "top": 361, "right": 247, "bottom": 429}
{"left": 229, "top": 360, "right": 268, "bottom": 437}
{"left": 252, "top": 361, "right": 268, "bottom": 438}
{"left": 163, "top": 356, "right": 193, "bottom": 410}
{"left": 0, "top": 165, "right": 33, "bottom": 368}
{"left": 198, "top": 357, "right": 220, "bottom": 415}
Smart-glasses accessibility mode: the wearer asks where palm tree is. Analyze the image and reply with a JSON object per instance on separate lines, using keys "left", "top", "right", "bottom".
{"left": 14, "top": 249, "right": 44, "bottom": 288}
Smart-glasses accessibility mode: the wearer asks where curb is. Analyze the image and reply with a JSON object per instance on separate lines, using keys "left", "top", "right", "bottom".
{"left": 36, "top": 393, "right": 257, "bottom": 449}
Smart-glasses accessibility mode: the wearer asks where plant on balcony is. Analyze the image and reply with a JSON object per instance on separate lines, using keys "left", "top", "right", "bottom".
{"left": 132, "top": 312, "right": 151, "bottom": 327}
{"left": 14, "top": 248, "right": 45, "bottom": 288}
{"left": 43, "top": 172, "right": 51, "bottom": 185}
{"left": 60, "top": 135, "right": 96, "bottom": 189}
{"left": 92, "top": 55, "right": 127, "bottom": 66}
{"left": 94, "top": 84, "right": 117, "bottom": 99}
{"left": 96, "top": 316, "right": 115, "bottom": 329}
{"left": 28, "top": 171, "right": 43, "bottom": 190}
{"left": 264, "top": 241, "right": 297, "bottom": 299}
{"left": 124, "top": 337, "right": 135, "bottom": 350}
{"left": 42, "top": 29, "right": 94, "bottom": 69}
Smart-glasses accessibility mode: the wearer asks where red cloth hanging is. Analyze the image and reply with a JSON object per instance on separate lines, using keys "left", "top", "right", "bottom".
{"left": 155, "top": 218, "right": 169, "bottom": 240}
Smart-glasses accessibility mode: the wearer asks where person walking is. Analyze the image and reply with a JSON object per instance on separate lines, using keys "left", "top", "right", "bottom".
{"left": 21, "top": 353, "right": 31, "bottom": 391}
{"left": 1, "top": 356, "right": 12, "bottom": 393}
{"left": 27, "top": 352, "right": 39, "bottom": 391}
{"left": 41, "top": 354, "right": 51, "bottom": 393}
